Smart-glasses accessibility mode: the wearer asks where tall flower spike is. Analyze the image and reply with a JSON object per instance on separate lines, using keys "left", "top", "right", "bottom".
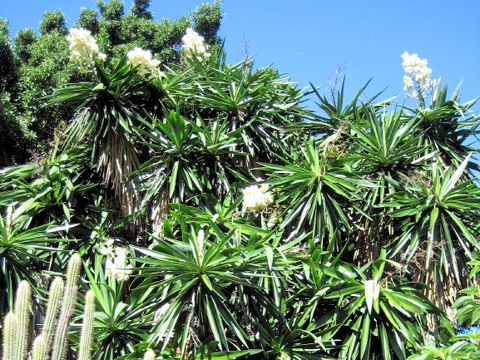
{"left": 182, "top": 28, "right": 211, "bottom": 60}
{"left": 401, "top": 51, "right": 436, "bottom": 106}
{"left": 105, "top": 247, "right": 133, "bottom": 281}
{"left": 197, "top": 229, "right": 205, "bottom": 261}
{"left": 5, "top": 205, "right": 12, "bottom": 233}
{"left": 67, "top": 28, "right": 105, "bottom": 72}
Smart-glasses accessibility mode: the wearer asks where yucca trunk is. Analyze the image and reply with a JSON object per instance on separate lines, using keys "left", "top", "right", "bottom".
{"left": 98, "top": 129, "right": 141, "bottom": 231}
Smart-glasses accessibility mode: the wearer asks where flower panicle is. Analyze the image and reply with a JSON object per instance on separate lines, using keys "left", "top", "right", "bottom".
{"left": 67, "top": 28, "right": 105, "bottom": 73}
{"left": 127, "top": 47, "right": 160, "bottom": 76}
{"left": 242, "top": 182, "right": 274, "bottom": 212}
{"left": 104, "top": 247, "right": 133, "bottom": 281}
{"left": 182, "top": 28, "right": 211, "bottom": 60}
{"left": 401, "top": 51, "right": 437, "bottom": 101}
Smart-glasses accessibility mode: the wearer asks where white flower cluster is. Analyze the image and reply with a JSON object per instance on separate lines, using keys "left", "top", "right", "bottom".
{"left": 67, "top": 28, "right": 105, "bottom": 72}
{"left": 127, "top": 47, "right": 160, "bottom": 76}
{"left": 95, "top": 238, "right": 115, "bottom": 256}
{"left": 242, "top": 183, "right": 274, "bottom": 211}
{"left": 401, "top": 51, "right": 436, "bottom": 99}
{"left": 105, "top": 247, "right": 133, "bottom": 281}
{"left": 181, "top": 28, "right": 211, "bottom": 60}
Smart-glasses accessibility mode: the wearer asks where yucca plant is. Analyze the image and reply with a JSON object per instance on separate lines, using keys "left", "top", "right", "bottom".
{"left": 349, "top": 107, "right": 427, "bottom": 203}
{"left": 261, "top": 138, "right": 372, "bottom": 248}
{"left": 159, "top": 49, "right": 311, "bottom": 165}
{"left": 0, "top": 146, "right": 96, "bottom": 223}
{"left": 317, "top": 250, "right": 439, "bottom": 359}
{"left": 407, "top": 81, "right": 480, "bottom": 172}
{"left": 2, "top": 12, "right": 480, "bottom": 358}
{"left": 0, "top": 202, "right": 69, "bottom": 317}
{"left": 134, "top": 208, "right": 298, "bottom": 357}
{"left": 300, "top": 79, "right": 392, "bottom": 136}
{"left": 346, "top": 106, "right": 432, "bottom": 264}
{"left": 380, "top": 156, "right": 480, "bottom": 313}
{"left": 133, "top": 110, "right": 250, "bottom": 205}
{"left": 49, "top": 58, "right": 147, "bottom": 221}
{"left": 253, "top": 287, "right": 338, "bottom": 360}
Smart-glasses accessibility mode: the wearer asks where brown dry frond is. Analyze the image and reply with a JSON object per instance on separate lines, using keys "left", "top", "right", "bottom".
{"left": 98, "top": 129, "right": 141, "bottom": 231}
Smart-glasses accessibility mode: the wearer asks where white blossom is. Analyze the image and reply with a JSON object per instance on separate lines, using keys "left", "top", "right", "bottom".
{"left": 197, "top": 229, "right": 205, "bottom": 261}
{"left": 181, "top": 28, "right": 211, "bottom": 60}
{"left": 99, "top": 238, "right": 115, "bottom": 256}
{"left": 105, "top": 247, "right": 133, "bottom": 281}
{"left": 67, "top": 28, "right": 105, "bottom": 72}
{"left": 93, "top": 238, "right": 116, "bottom": 256}
{"left": 5, "top": 205, "right": 13, "bottom": 233}
{"left": 242, "top": 184, "right": 274, "bottom": 211}
{"left": 197, "top": 229, "right": 205, "bottom": 249}
{"left": 401, "top": 51, "right": 436, "bottom": 100}
{"left": 403, "top": 75, "right": 413, "bottom": 92}
{"left": 127, "top": 47, "right": 160, "bottom": 76}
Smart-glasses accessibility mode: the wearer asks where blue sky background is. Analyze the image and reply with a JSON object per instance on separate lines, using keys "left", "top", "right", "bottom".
{"left": 1, "top": 0, "right": 479, "bottom": 111}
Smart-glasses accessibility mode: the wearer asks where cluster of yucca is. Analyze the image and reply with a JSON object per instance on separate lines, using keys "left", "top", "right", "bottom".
{"left": 1, "top": 4, "right": 480, "bottom": 358}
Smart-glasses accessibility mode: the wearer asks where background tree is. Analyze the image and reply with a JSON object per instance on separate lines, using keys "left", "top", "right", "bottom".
{"left": 0, "top": 0, "right": 223, "bottom": 166}
{"left": 38, "top": 9, "right": 67, "bottom": 36}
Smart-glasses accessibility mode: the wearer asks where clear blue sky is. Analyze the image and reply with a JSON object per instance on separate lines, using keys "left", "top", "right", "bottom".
{"left": 1, "top": 0, "right": 479, "bottom": 109}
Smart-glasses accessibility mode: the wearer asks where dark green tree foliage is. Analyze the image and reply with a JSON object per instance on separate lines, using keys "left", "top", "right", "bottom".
{"left": 0, "top": 19, "right": 17, "bottom": 91}
{"left": 0, "top": 93, "right": 33, "bottom": 165}
{"left": 77, "top": 8, "right": 100, "bottom": 34}
{"left": 97, "top": 0, "right": 124, "bottom": 21}
{"left": 0, "top": 18, "right": 8, "bottom": 36}
{"left": 38, "top": 10, "right": 67, "bottom": 35}
{"left": 191, "top": 0, "right": 223, "bottom": 43}
{"left": 131, "top": 0, "right": 153, "bottom": 19}
{"left": 0, "top": 1, "right": 223, "bottom": 166}
{"left": 0, "top": 20, "right": 32, "bottom": 165}
{"left": 14, "top": 28, "right": 37, "bottom": 62}
{"left": 97, "top": 0, "right": 124, "bottom": 46}
{"left": 15, "top": 30, "right": 72, "bottom": 154}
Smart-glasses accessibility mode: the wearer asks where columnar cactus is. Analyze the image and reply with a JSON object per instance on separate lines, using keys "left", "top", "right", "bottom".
{"left": 2, "top": 312, "right": 17, "bottom": 360}
{"left": 52, "top": 253, "right": 82, "bottom": 360}
{"left": 39, "top": 277, "right": 64, "bottom": 357}
{"left": 31, "top": 336, "right": 47, "bottom": 360}
{"left": 0, "top": 254, "right": 96, "bottom": 360}
{"left": 77, "top": 290, "right": 96, "bottom": 360}
{"left": 14, "top": 281, "right": 31, "bottom": 360}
